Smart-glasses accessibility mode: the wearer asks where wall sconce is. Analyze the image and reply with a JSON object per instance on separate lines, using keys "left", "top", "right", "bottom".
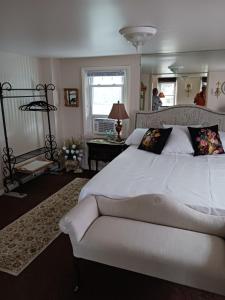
{"left": 185, "top": 82, "right": 192, "bottom": 97}
{"left": 214, "top": 81, "right": 221, "bottom": 98}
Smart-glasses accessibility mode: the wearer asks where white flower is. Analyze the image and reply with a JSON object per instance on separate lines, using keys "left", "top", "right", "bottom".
{"left": 71, "top": 150, "right": 75, "bottom": 154}
{"left": 64, "top": 155, "right": 68, "bottom": 160}
{"left": 73, "top": 155, "right": 76, "bottom": 160}
{"left": 77, "top": 157, "right": 82, "bottom": 161}
{"left": 66, "top": 150, "right": 70, "bottom": 154}
{"left": 79, "top": 153, "right": 83, "bottom": 157}
{"left": 62, "top": 146, "right": 66, "bottom": 151}
{"left": 72, "top": 144, "right": 76, "bottom": 149}
{"left": 75, "top": 150, "right": 79, "bottom": 154}
{"left": 79, "top": 149, "right": 83, "bottom": 153}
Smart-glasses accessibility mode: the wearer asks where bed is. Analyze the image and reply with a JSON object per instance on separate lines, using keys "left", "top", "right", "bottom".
{"left": 79, "top": 145, "right": 225, "bottom": 214}
{"left": 60, "top": 105, "right": 225, "bottom": 296}
{"left": 79, "top": 105, "right": 225, "bottom": 216}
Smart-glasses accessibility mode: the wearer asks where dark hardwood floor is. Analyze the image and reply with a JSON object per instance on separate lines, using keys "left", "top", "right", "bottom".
{"left": 0, "top": 171, "right": 224, "bottom": 300}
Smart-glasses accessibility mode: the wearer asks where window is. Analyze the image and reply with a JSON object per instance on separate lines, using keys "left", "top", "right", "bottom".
{"left": 82, "top": 68, "right": 128, "bottom": 136}
{"left": 158, "top": 78, "right": 177, "bottom": 106}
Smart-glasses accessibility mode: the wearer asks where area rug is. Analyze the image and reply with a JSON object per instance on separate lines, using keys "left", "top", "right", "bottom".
{"left": 0, "top": 177, "right": 89, "bottom": 276}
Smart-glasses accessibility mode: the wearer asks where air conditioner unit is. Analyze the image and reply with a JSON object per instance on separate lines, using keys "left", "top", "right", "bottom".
{"left": 93, "top": 117, "right": 115, "bottom": 135}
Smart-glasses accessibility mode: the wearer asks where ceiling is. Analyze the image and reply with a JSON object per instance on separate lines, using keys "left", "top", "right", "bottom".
{"left": 1, "top": 0, "right": 225, "bottom": 58}
{"left": 141, "top": 50, "right": 225, "bottom": 74}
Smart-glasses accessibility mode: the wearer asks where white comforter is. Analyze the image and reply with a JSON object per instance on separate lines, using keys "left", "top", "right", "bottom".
{"left": 79, "top": 145, "right": 225, "bottom": 215}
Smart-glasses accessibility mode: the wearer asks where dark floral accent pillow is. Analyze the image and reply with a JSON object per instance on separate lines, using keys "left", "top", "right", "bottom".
{"left": 188, "top": 125, "right": 224, "bottom": 156}
{"left": 138, "top": 127, "right": 172, "bottom": 154}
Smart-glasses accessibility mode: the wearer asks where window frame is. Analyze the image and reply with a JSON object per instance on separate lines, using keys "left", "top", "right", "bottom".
{"left": 158, "top": 80, "right": 177, "bottom": 107}
{"left": 82, "top": 66, "right": 130, "bottom": 137}
{"left": 88, "top": 78, "right": 125, "bottom": 117}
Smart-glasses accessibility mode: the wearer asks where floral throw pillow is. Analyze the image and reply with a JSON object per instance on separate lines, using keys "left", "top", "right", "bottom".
{"left": 138, "top": 128, "right": 172, "bottom": 154}
{"left": 188, "top": 125, "right": 224, "bottom": 156}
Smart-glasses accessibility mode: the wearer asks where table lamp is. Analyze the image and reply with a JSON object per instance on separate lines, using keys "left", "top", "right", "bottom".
{"left": 159, "top": 92, "right": 165, "bottom": 98}
{"left": 108, "top": 101, "right": 129, "bottom": 141}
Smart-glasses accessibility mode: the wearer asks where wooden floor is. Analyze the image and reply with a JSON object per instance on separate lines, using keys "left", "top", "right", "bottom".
{"left": 0, "top": 171, "right": 224, "bottom": 300}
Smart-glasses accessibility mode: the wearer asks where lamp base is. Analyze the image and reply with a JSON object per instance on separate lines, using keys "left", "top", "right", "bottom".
{"left": 115, "top": 120, "right": 122, "bottom": 141}
{"left": 115, "top": 136, "right": 122, "bottom": 142}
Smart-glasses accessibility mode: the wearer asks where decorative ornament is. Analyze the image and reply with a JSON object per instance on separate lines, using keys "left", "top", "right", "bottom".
{"left": 185, "top": 83, "right": 192, "bottom": 97}
{"left": 215, "top": 81, "right": 221, "bottom": 99}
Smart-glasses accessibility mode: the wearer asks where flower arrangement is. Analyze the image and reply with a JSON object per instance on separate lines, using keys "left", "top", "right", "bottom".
{"left": 60, "top": 138, "right": 84, "bottom": 172}
{"left": 105, "top": 129, "right": 116, "bottom": 141}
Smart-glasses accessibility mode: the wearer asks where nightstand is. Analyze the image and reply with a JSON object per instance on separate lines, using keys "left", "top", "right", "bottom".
{"left": 87, "top": 139, "right": 128, "bottom": 171}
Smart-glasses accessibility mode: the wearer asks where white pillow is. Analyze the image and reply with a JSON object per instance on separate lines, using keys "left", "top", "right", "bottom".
{"left": 125, "top": 128, "right": 148, "bottom": 145}
{"left": 162, "top": 124, "right": 200, "bottom": 154}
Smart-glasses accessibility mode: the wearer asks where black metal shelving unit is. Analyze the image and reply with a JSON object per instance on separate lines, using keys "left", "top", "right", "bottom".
{"left": 0, "top": 82, "right": 58, "bottom": 192}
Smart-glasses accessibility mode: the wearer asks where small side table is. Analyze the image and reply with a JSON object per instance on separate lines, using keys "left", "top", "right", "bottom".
{"left": 87, "top": 139, "right": 128, "bottom": 171}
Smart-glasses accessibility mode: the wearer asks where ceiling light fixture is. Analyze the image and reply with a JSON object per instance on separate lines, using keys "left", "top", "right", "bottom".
{"left": 119, "top": 26, "right": 157, "bottom": 53}
{"left": 168, "top": 65, "right": 184, "bottom": 73}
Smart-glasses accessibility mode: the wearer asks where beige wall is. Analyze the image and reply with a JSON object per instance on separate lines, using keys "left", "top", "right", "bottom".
{"left": 207, "top": 71, "right": 225, "bottom": 112}
{"left": 54, "top": 54, "right": 140, "bottom": 143}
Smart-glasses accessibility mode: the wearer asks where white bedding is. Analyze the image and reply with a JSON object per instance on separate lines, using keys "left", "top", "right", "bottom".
{"left": 79, "top": 145, "right": 225, "bottom": 216}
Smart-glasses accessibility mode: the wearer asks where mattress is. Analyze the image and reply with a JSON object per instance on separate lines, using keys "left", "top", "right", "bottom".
{"left": 79, "top": 145, "right": 225, "bottom": 216}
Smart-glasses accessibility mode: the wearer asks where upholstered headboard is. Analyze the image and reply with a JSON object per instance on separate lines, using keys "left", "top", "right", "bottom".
{"left": 135, "top": 105, "right": 225, "bottom": 131}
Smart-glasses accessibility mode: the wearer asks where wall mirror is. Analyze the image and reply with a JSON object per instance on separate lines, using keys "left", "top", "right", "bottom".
{"left": 141, "top": 50, "right": 225, "bottom": 111}
{"left": 64, "top": 88, "right": 79, "bottom": 107}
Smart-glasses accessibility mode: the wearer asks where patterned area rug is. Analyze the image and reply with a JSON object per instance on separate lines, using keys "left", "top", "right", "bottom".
{"left": 0, "top": 177, "right": 89, "bottom": 276}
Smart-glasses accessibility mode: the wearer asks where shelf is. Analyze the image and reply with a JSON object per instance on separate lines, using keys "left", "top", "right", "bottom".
{"left": 13, "top": 147, "right": 49, "bottom": 164}
{"left": 15, "top": 159, "right": 54, "bottom": 174}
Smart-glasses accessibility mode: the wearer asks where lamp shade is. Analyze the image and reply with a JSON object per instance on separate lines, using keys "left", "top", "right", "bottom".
{"left": 158, "top": 92, "right": 165, "bottom": 98}
{"left": 108, "top": 101, "right": 129, "bottom": 120}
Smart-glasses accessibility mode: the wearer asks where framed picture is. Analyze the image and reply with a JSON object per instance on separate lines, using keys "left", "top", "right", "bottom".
{"left": 64, "top": 88, "right": 79, "bottom": 107}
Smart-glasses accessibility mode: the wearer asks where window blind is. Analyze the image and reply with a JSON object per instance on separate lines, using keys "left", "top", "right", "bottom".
{"left": 87, "top": 70, "right": 125, "bottom": 77}
{"left": 202, "top": 77, "right": 207, "bottom": 83}
{"left": 158, "top": 77, "right": 177, "bottom": 83}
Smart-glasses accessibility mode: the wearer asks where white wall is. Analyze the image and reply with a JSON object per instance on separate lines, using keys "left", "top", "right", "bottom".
{"left": 53, "top": 54, "right": 140, "bottom": 144}
{"left": 0, "top": 52, "right": 52, "bottom": 191}
{"left": 207, "top": 71, "right": 225, "bottom": 112}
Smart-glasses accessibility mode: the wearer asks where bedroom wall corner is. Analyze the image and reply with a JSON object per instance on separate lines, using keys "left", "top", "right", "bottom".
{"left": 39, "top": 58, "right": 64, "bottom": 146}
{"left": 141, "top": 73, "right": 151, "bottom": 111}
